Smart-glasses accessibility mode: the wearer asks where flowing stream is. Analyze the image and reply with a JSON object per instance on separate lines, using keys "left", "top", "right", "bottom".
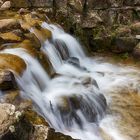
{"left": 1, "top": 23, "right": 140, "bottom": 140}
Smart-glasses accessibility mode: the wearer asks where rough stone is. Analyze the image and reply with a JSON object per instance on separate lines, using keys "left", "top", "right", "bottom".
{"left": 0, "top": 32, "right": 23, "bottom": 43}
{"left": 111, "top": 37, "right": 138, "bottom": 53}
{"left": 133, "top": 43, "right": 140, "bottom": 59}
{"left": 0, "top": 53, "right": 26, "bottom": 75}
{"left": 0, "top": 69, "right": 17, "bottom": 91}
{"left": 0, "top": 103, "right": 33, "bottom": 140}
{"left": 0, "top": 19, "right": 21, "bottom": 33}
{"left": 82, "top": 10, "right": 103, "bottom": 28}
{"left": 0, "top": 1, "right": 11, "bottom": 11}
{"left": 10, "top": 0, "right": 53, "bottom": 8}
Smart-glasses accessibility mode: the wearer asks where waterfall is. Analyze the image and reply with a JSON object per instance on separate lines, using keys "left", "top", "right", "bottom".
{"left": 1, "top": 22, "right": 140, "bottom": 140}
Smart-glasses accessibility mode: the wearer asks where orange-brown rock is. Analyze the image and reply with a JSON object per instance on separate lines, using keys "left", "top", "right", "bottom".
{"left": 0, "top": 19, "right": 21, "bottom": 33}
{"left": 0, "top": 53, "right": 26, "bottom": 75}
{"left": 0, "top": 32, "right": 23, "bottom": 43}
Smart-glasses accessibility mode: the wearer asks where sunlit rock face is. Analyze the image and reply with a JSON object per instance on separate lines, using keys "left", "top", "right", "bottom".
{"left": 0, "top": 53, "right": 26, "bottom": 75}
{"left": 0, "top": 19, "right": 21, "bottom": 33}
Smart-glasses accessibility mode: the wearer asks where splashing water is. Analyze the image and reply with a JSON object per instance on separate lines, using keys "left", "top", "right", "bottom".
{"left": 1, "top": 23, "right": 140, "bottom": 140}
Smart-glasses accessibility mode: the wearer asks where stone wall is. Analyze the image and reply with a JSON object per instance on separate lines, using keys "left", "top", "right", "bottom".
{"left": 8, "top": 0, "right": 140, "bottom": 54}
{"left": 48, "top": 0, "right": 140, "bottom": 54}
{"left": 8, "top": 0, "right": 53, "bottom": 8}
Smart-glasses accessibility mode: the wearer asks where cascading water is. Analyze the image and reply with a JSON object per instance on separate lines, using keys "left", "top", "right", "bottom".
{"left": 1, "top": 22, "right": 140, "bottom": 140}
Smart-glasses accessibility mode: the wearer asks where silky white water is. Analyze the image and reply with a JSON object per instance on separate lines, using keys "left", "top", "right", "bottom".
{"left": 1, "top": 23, "right": 140, "bottom": 140}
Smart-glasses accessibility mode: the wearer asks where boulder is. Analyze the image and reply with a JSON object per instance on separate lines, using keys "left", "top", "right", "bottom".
{"left": 54, "top": 39, "right": 69, "bottom": 60}
{"left": 0, "top": 103, "right": 33, "bottom": 140}
{"left": 0, "top": 19, "right": 21, "bottom": 33}
{"left": 0, "top": 32, "right": 23, "bottom": 43}
{"left": 0, "top": 69, "right": 17, "bottom": 91}
{"left": 81, "top": 77, "right": 99, "bottom": 88}
{"left": 0, "top": 53, "right": 26, "bottom": 75}
{"left": 0, "top": 1, "right": 11, "bottom": 11}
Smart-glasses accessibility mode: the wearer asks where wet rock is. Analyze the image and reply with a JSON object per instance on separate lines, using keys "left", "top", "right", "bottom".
{"left": 0, "top": 53, "right": 26, "bottom": 75}
{"left": 18, "top": 8, "right": 29, "bottom": 15}
{"left": 0, "top": 19, "right": 21, "bottom": 33}
{"left": 0, "top": 1, "right": 11, "bottom": 11}
{"left": 0, "top": 69, "right": 17, "bottom": 91}
{"left": 20, "top": 14, "right": 43, "bottom": 31}
{"left": 133, "top": 43, "right": 140, "bottom": 59}
{"left": 54, "top": 39, "right": 70, "bottom": 60}
{"left": 111, "top": 37, "right": 138, "bottom": 53}
{"left": 67, "top": 57, "right": 80, "bottom": 67}
{"left": 24, "top": 107, "right": 75, "bottom": 140}
{"left": 25, "top": 33, "right": 41, "bottom": 49}
{"left": 32, "top": 125, "right": 75, "bottom": 140}
{"left": 31, "top": 25, "right": 52, "bottom": 42}
{"left": 47, "top": 128, "right": 75, "bottom": 140}
{"left": 81, "top": 77, "right": 99, "bottom": 88}
{"left": 14, "top": 40, "right": 52, "bottom": 75}
{"left": 67, "top": 57, "right": 87, "bottom": 71}
{"left": 57, "top": 92, "right": 106, "bottom": 127}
